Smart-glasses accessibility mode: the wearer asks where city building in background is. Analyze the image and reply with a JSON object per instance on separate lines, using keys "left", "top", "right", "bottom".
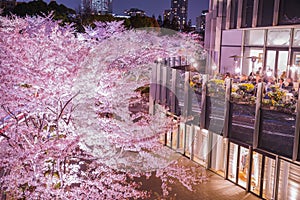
{"left": 196, "top": 10, "right": 208, "bottom": 33}
{"left": 81, "top": 0, "right": 112, "bottom": 15}
{"left": 170, "top": 0, "right": 188, "bottom": 30}
{"left": 163, "top": 9, "right": 172, "bottom": 22}
{"left": 124, "top": 8, "right": 145, "bottom": 17}
{"left": 205, "top": 0, "right": 300, "bottom": 80}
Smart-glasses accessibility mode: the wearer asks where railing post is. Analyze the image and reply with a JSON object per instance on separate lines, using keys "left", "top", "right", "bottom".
{"left": 170, "top": 57, "right": 177, "bottom": 114}
{"left": 253, "top": 82, "right": 264, "bottom": 149}
{"left": 200, "top": 74, "right": 208, "bottom": 129}
{"left": 293, "top": 87, "right": 300, "bottom": 160}
{"left": 183, "top": 71, "right": 192, "bottom": 118}
{"left": 272, "top": 155, "right": 280, "bottom": 200}
{"left": 223, "top": 78, "right": 232, "bottom": 138}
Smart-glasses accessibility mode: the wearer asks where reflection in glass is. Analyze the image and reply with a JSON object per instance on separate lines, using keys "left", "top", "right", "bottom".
{"left": 184, "top": 125, "right": 193, "bottom": 158}
{"left": 193, "top": 128, "right": 208, "bottom": 166}
{"left": 228, "top": 143, "right": 238, "bottom": 182}
{"left": 244, "top": 30, "right": 265, "bottom": 46}
{"left": 277, "top": 51, "right": 288, "bottom": 78}
{"left": 266, "top": 50, "right": 276, "bottom": 75}
{"left": 238, "top": 147, "right": 249, "bottom": 188}
{"left": 267, "top": 29, "right": 290, "bottom": 46}
{"left": 263, "top": 157, "right": 275, "bottom": 199}
{"left": 210, "top": 135, "right": 226, "bottom": 176}
{"left": 250, "top": 153, "right": 262, "bottom": 196}
{"left": 172, "top": 124, "right": 179, "bottom": 149}
{"left": 177, "top": 123, "right": 185, "bottom": 153}
{"left": 293, "top": 29, "right": 300, "bottom": 47}
{"left": 243, "top": 48, "right": 263, "bottom": 75}
{"left": 257, "top": 0, "right": 274, "bottom": 27}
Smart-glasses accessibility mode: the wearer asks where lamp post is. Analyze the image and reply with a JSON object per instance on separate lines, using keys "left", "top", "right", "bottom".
{"left": 246, "top": 56, "right": 259, "bottom": 75}
{"left": 229, "top": 55, "right": 242, "bottom": 76}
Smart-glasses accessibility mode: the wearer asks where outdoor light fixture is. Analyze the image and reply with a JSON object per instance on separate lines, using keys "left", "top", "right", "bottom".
{"left": 229, "top": 55, "right": 242, "bottom": 75}
{"left": 246, "top": 56, "right": 259, "bottom": 74}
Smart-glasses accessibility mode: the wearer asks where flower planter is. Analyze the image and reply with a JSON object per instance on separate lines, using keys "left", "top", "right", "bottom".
{"left": 229, "top": 102, "right": 255, "bottom": 145}
{"left": 258, "top": 108, "right": 296, "bottom": 158}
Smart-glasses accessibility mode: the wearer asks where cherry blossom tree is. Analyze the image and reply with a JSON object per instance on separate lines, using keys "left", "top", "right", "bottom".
{"left": 0, "top": 14, "right": 206, "bottom": 199}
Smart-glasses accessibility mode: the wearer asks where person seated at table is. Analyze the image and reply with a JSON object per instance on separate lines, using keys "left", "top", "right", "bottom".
{"left": 283, "top": 78, "right": 294, "bottom": 92}
{"left": 277, "top": 78, "right": 284, "bottom": 89}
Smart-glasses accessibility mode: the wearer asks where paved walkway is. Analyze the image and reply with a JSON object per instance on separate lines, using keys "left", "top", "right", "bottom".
{"left": 141, "top": 156, "right": 262, "bottom": 200}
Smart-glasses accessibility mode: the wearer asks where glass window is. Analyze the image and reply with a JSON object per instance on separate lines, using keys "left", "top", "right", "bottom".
{"left": 210, "top": 135, "right": 226, "bottom": 177}
{"left": 267, "top": 29, "right": 291, "bottom": 46}
{"left": 262, "top": 156, "right": 275, "bottom": 199}
{"left": 230, "top": 0, "right": 238, "bottom": 29}
{"left": 279, "top": 0, "right": 300, "bottom": 25}
{"left": 277, "top": 51, "right": 288, "bottom": 78}
{"left": 238, "top": 147, "right": 249, "bottom": 188}
{"left": 243, "top": 47, "right": 263, "bottom": 76}
{"left": 250, "top": 152, "right": 263, "bottom": 196}
{"left": 193, "top": 128, "right": 208, "bottom": 166}
{"left": 241, "top": 0, "right": 254, "bottom": 28}
{"left": 257, "top": 0, "right": 274, "bottom": 27}
{"left": 244, "top": 30, "right": 265, "bottom": 46}
{"left": 228, "top": 143, "right": 238, "bottom": 182}
{"left": 220, "top": 46, "right": 242, "bottom": 75}
{"left": 184, "top": 125, "right": 193, "bottom": 157}
{"left": 293, "top": 29, "right": 300, "bottom": 47}
{"left": 222, "top": 29, "right": 243, "bottom": 46}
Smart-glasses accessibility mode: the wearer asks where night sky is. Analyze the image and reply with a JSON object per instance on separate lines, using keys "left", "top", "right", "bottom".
{"left": 21, "top": 0, "right": 208, "bottom": 24}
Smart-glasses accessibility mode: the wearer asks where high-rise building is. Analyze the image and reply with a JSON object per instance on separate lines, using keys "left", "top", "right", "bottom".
{"left": 81, "top": 0, "right": 112, "bottom": 15}
{"left": 171, "top": 0, "right": 188, "bottom": 30}
{"left": 196, "top": 10, "right": 208, "bottom": 33}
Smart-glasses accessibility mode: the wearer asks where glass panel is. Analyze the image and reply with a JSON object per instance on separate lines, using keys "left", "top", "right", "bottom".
{"left": 184, "top": 125, "right": 192, "bottom": 158}
{"left": 266, "top": 50, "right": 276, "bottom": 75}
{"left": 250, "top": 152, "right": 263, "bottom": 195}
{"left": 230, "top": 0, "right": 238, "bottom": 29}
{"left": 238, "top": 147, "right": 249, "bottom": 188}
{"left": 193, "top": 128, "right": 208, "bottom": 166}
{"left": 222, "top": 29, "right": 243, "bottom": 46}
{"left": 242, "top": 47, "right": 264, "bottom": 76}
{"left": 277, "top": 51, "right": 288, "bottom": 78}
{"left": 293, "top": 29, "right": 300, "bottom": 47}
{"left": 244, "top": 30, "right": 265, "bottom": 46}
{"left": 257, "top": 0, "right": 274, "bottom": 27}
{"left": 287, "top": 163, "right": 300, "bottom": 200}
{"left": 220, "top": 46, "right": 242, "bottom": 75}
{"left": 177, "top": 123, "right": 185, "bottom": 153}
{"left": 278, "top": 160, "right": 289, "bottom": 200}
{"left": 210, "top": 135, "right": 226, "bottom": 177}
{"left": 175, "top": 60, "right": 185, "bottom": 115}
{"left": 228, "top": 143, "right": 238, "bottom": 182}
{"left": 241, "top": 0, "right": 254, "bottom": 28}
{"left": 291, "top": 52, "right": 300, "bottom": 82}
{"left": 262, "top": 157, "right": 275, "bottom": 199}
{"left": 279, "top": 0, "right": 300, "bottom": 25}
{"left": 166, "top": 130, "right": 172, "bottom": 147}
{"left": 172, "top": 124, "right": 179, "bottom": 149}
{"left": 267, "top": 29, "right": 291, "bottom": 46}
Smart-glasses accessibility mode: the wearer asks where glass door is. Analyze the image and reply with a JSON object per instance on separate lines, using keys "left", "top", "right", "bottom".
{"left": 291, "top": 51, "right": 300, "bottom": 82}
{"left": 265, "top": 49, "right": 288, "bottom": 78}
